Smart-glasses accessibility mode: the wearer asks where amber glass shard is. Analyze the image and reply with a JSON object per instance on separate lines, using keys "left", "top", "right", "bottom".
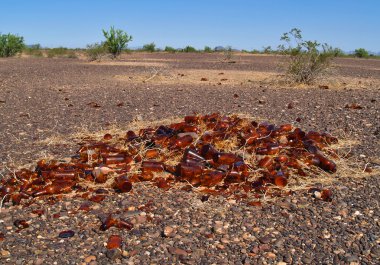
{"left": 107, "top": 235, "right": 122, "bottom": 249}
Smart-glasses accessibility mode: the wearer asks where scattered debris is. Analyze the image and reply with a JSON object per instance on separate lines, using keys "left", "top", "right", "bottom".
{"left": 345, "top": 103, "right": 362, "bottom": 109}
{"left": 107, "top": 235, "right": 122, "bottom": 249}
{"left": 0, "top": 114, "right": 339, "bottom": 212}
{"left": 58, "top": 230, "right": 75, "bottom": 238}
{"left": 87, "top": 102, "right": 101, "bottom": 108}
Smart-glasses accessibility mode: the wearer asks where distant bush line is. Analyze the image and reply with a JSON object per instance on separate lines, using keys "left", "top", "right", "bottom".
{"left": 0, "top": 29, "right": 378, "bottom": 60}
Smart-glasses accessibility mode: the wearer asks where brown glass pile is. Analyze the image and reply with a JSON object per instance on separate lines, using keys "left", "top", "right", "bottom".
{"left": 0, "top": 114, "right": 338, "bottom": 206}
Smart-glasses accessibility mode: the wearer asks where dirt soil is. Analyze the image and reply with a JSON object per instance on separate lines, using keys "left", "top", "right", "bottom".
{"left": 0, "top": 53, "right": 379, "bottom": 264}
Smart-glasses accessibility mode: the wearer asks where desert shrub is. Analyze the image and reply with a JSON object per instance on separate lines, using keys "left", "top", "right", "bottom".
{"left": 354, "top": 48, "right": 369, "bottom": 58}
{"left": 143, "top": 42, "right": 156, "bottom": 52}
{"left": 47, "top": 47, "right": 77, "bottom": 58}
{"left": 331, "top": 47, "right": 345, "bottom": 57}
{"left": 0, "top": 33, "right": 25, "bottom": 57}
{"left": 278, "top": 28, "right": 335, "bottom": 84}
{"left": 182, "top": 46, "right": 197, "bottom": 53}
{"left": 86, "top": 42, "right": 107, "bottom": 61}
{"left": 262, "top": 46, "right": 273, "bottom": 54}
{"left": 223, "top": 46, "right": 233, "bottom": 61}
{"left": 102, "top": 26, "right": 132, "bottom": 58}
{"left": 204, "top": 46, "right": 212, "bottom": 53}
{"left": 23, "top": 44, "right": 43, "bottom": 57}
{"left": 164, "top": 46, "right": 176, "bottom": 53}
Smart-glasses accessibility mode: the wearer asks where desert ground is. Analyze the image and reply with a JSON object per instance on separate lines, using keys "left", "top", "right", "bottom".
{"left": 0, "top": 53, "right": 379, "bottom": 264}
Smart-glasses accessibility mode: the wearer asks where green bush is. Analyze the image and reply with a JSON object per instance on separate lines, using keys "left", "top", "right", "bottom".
{"left": 204, "top": 46, "right": 212, "bottom": 53}
{"left": 23, "top": 44, "right": 43, "bottom": 57}
{"left": 47, "top": 47, "right": 77, "bottom": 58}
{"left": 164, "top": 46, "right": 176, "bottom": 53}
{"left": 354, "top": 48, "right": 369, "bottom": 58}
{"left": 278, "top": 28, "right": 335, "bottom": 84}
{"left": 102, "top": 26, "right": 132, "bottom": 58}
{"left": 331, "top": 47, "right": 345, "bottom": 57}
{"left": 182, "top": 46, "right": 197, "bottom": 53}
{"left": 143, "top": 42, "right": 156, "bottom": 52}
{"left": 86, "top": 42, "right": 107, "bottom": 61}
{"left": 0, "top": 33, "right": 25, "bottom": 57}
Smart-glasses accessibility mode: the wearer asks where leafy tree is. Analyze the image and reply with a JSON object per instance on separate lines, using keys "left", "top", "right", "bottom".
{"left": 331, "top": 47, "right": 345, "bottom": 57}
{"left": 143, "top": 42, "right": 156, "bottom": 52}
{"left": 182, "top": 46, "right": 197, "bottom": 52}
{"left": 102, "top": 26, "right": 132, "bottom": 58}
{"left": 278, "top": 28, "right": 335, "bottom": 84}
{"left": 354, "top": 48, "right": 369, "bottom": 58}
{"left": 204, "top": 46, "right": 212, "bottom": 53}
{"left": 164, "top": 46, "right": 176, "bottom": 53}
{"left": 0, "top": 33, "right": 25, "bottom": 57}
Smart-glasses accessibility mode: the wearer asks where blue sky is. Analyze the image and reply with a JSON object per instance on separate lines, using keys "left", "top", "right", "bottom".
{"left": 1, "top": 0, "right": 379, "bottom": 52}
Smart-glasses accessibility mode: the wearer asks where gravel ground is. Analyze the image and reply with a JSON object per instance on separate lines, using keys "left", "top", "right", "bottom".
{"left": 0, "top": 54, "right": 379, "bottom": 264}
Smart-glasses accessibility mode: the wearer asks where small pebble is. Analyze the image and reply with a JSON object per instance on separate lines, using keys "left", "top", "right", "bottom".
{"left": 84, "top": 255, "right": 96, "bottom": 263}
{"left": 1, "top": 249, "right": 11, "bottom": 257}
{"left": 106, "top": 249, "right": 122, "bottom": 260}
{"left": 163, "top": 226, "right": 175, "bottom": 237}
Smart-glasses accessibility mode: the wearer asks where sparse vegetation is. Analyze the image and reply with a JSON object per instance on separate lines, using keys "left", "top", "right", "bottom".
{"left": 182, "top": 46, "right": 197, "bottom": 53}
{"left": 354, "top": 48, "right": 369, "bottom": 58}
{"left": 86, "top": 42, "right": 107, "bottom": 61}
{"left": 142, "top": 42, "right": 156, "bottom": 52}
{"left": 262, "top": 46, "right": 273, "bottom": 54}
{"left": 223, "top": 46, "right": 233, "bottom": 61}
{"left": 102, "top": 26, "right": 132, "bottom": 58}
{"left": 278, "top": 28, "right": 335, "bottom": 84}
{"left": 0, "top": 33, "right": 25, "bottom": 57}
{"left": 204, "top": 46, "right": 212, "bottom": 53}
{"left": 47, "top": 47, "right": 77, "bottom": 58}
{"left": 23, "top": 44, "right": 43, "bottom": 57}
{"left": 164, "top": 46, "right": 176, "bottom": 53}
{"left": 331, "top": 47, "right": 345, "bottom": 57}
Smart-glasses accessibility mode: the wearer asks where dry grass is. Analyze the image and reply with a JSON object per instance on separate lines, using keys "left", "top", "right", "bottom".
{"left": 86, "top": 61, "right": 167, "bottom": 67}
{"left": 261, "top": 71, "right": 380, "bottom": 90}
{"left": 7, "top": 114, "right": 377, "bottom": 206}
{"left": 112, "top": 64, "right": 379, "bottom": 90}
{"left": 115, "top": 69, "right": 276, "bottom": 86}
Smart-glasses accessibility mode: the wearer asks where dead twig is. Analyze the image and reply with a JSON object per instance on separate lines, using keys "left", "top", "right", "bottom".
{"left": 143, "top": 68, "right": 159, "bottom": 83}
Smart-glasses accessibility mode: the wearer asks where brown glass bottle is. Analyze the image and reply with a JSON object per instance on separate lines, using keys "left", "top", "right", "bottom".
{"left": 114, "top": 175, "right": 132, "bottom": 193}
{"left": 103, "top": 154, "right": 133, "bottom": 165}
{"left": 213, "top": 152, "right": 241, "bottom": 165}
{"left": 33, "top": 180, "right": 75, "bottom": 197}
{"left": 173, "top": 135, "right": 193, "bottom": 149}
{"left": 200, "top": 170, "right": 225, "bottom": 187}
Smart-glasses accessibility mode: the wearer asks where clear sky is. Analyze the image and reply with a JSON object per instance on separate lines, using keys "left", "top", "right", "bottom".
{"left": 1, "top": 0, "right": 379, "bottom": 52}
